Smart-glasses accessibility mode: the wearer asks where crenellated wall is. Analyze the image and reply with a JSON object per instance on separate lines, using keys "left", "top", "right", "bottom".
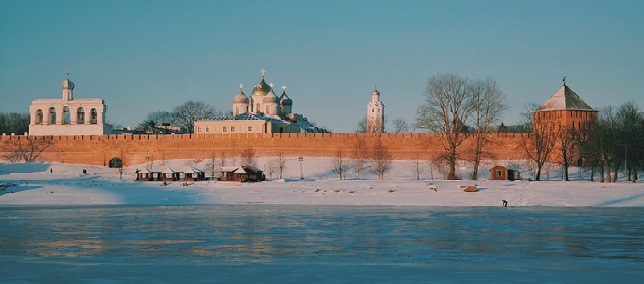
{"left": 0, "top": 133, "right": 534, "bottom": 166}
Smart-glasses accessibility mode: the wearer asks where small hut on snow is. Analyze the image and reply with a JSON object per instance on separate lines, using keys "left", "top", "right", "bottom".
{"left": 219, "top": 166, "right": 265, "bottom": 182}
{"left": 489, "top": 166, "right": 517, "bottom": 181}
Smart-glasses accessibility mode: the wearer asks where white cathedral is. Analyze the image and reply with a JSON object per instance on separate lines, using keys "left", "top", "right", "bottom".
{"left": 194, "top": 70, "right": 326, "bottom": 134}
{"left": 28, "top": 72, "right": 111, "bottom": 136}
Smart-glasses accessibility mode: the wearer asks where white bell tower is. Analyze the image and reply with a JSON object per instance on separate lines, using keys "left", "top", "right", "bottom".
{"left": 366, "top": 87, "right": 384, "bottom": 133}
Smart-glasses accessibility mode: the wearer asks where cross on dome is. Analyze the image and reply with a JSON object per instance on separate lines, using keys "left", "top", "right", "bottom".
{"left": 261, "top": 68, "right": 266, "bottom": 78}
{"left": 282, "top": 86, "right": 287, "bottom": 91}
{"left": 239, "top": 84, "right": 243, "bottom": 89}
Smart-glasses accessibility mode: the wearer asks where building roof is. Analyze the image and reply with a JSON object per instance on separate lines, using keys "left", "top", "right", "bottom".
{"left": 202, "top": 113, "right": 285, "bottom": 124}
{"left": 537, "top": 84, "right": 595, "bottom": 112}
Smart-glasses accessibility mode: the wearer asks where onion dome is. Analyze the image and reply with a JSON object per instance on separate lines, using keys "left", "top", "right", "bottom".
{"left": 233, "top": 86, "right": 249, "bottom": 104}
{"left": 263, "top": 88, "right": 278, "bottom": 103}
{"left": 62, "top": 78, "right": 75, "bottom": 90}
{"left": 280, "top": 90, "right": 292, "bottom": 106}
{"left": 251, "top": 78, "right": 271, "bottom": 96}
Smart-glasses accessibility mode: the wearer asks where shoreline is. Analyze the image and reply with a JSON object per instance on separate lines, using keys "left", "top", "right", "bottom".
{"left": 1, "top": 161, "right": 642, "bottom": 207}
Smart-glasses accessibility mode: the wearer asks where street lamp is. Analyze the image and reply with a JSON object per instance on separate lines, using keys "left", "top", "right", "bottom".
{"left": 298, "top": 157, "right": 304, "bottom": 180}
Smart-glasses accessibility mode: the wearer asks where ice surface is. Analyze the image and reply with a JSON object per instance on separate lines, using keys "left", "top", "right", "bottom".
{"left": 0, "top": 206, "right": 642, "bottom": 282}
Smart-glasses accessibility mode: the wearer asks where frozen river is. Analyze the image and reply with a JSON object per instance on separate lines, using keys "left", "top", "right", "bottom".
{"left": 1, "top": 205, "right": 643, "bottom": 283}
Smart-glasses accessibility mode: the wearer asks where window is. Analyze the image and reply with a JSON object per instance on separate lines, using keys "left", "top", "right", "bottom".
{"left": 223, "top": 126, "right": 227, "bottom": 132}
{"left": 35, "top": 109, "right": 43, "bottom": 124}
{"left": 497, "top": 171, "right": 502, "bottom": 177}
{"left": 231, "top": 126, "right": 236, "bottom": 132}
{"left": 49, "top": 107, "right": 56, "bottom": 124}
{"left": 197, "top": 126, "right": 202, "bottom": 132}
{"left": 206, "top": 126, "right": 210, "bottom": 132}
{"left": 248, "top": 126, "right": 252, "bottom": 132}
{"left": 63, "top": 106, "right": 71, "bottom": 124}
{"left": 77, "top": 107, "right": 85, "bottom": 124}
{"left": 90, "top": 108, "right": 98, "bottom": 124}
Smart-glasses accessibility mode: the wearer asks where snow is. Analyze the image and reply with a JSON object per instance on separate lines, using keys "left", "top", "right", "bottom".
{"left": 1, "top": 158, "right": 642, "bottom": 207}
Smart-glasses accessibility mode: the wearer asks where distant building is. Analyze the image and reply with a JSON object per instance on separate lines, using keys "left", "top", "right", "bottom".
{"left": 194, "top": 70, "right": 326, "bottom": 134}
{"left": 29, "top": 72, "right": 111, "bottom": 136}
{"left": 533, "top": 79, "right": 597, "bottom": 132}
{"left": 366, "top": 88, "right": 384, "bottom": 133}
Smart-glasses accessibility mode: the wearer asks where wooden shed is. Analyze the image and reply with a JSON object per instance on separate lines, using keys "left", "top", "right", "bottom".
{"left": 219, "top": 166, "right": 265, "bottom": 182}
{"left": 489, "top": 166, "right": 517, "bottom": 181}
{"left": 135, "top": 168, "right": 162, "bottom": 181}
{"left": 161, "top": 168, "right": 181, "bottom": 181}
{"left": 176, "top": 166, "right": 207, "bottom": 181}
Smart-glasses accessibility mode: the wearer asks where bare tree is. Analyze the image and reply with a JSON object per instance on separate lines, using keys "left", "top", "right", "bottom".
{"left": 469, "top": 78, "right": 507, "bottom": 180}
{"left": 556, "top": 130, "right": 582, "bottom": 181}
{"left": 137, "top": 111, "right": 177, "bottom": 133}
{"left": 355, "top": 117, "right": 367, "bottom": 133}
{"left": 205, "top": 151, "right": 221, "bottom": 179}
{"left": 275, "top": 152, "right": 288, "bottom": 179}
{"left": 415, "top": 74, "right": 474, "bottom": 180}
{"left": 173, "top": 101, "right": 219, "bottom": 133}
{"left": 596, "top": 106, "right": 620, "bottom": 182}
{"left": 412, "top": 156, "right": 422, "bottom": 180}
{"left": 579, "top": 119, "right": 600, "bottom": 181}
{"left": 240, "top": 147, "right": 256, "bottom": 166}
{"left": 391, "top": 118, "right": 410, "bottom": 133}
{"left": 2, "top": 136, "right": 53, "bottom": 162}
{"left": 264, "top": 162, "right": 276, "bottom": 180}
{"left": 371, "top": 138, "right": 392, "bottom": 180}
{"left": 521, "top": 104, "right": 559, "bottom": 181}
{"left": 617, "top": 102, "right": 642, "bottom": 182}
{"left": 331, "top": 148, "right": 348, "bottom": 180}
{"left": 351, "top": 136, "right": 369, "bottom": 179}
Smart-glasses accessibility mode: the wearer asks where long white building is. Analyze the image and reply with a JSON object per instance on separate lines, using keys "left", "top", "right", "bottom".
{"left": 29, "top": 72, "right": 111, "bottom": 136}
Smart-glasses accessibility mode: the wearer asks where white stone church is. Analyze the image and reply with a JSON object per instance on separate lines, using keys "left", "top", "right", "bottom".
{"left": 28, "top": 72, "right": 111, "bottom": 136}
{"left": 194, "top": 70, "right": 326, "bottom": 134}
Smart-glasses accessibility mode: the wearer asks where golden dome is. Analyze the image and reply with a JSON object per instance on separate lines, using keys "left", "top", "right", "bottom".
{"left": 251, "top": 78, "right": 271, "bottom": 96}
{"left": 233, "top": 90, "right": 249, "bottom": 104}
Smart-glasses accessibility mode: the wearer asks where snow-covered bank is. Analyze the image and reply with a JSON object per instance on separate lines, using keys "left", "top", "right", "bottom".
{"left": 1, "top": 161, "right": 642, "bottom": 207}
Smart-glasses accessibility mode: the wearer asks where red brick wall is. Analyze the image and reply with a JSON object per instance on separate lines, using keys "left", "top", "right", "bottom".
{"left": 1, "top": 133, "right": 534, "bottom": 166}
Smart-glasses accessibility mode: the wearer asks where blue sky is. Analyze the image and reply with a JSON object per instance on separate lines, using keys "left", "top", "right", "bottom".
{"left": 1, "top": 0, "right": 642, "bottom": 132}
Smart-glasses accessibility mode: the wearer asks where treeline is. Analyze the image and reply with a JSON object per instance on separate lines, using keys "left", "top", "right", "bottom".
{"left": 580, "top": 102, "right": 644, "bottom": 182}
{"left": 137, "top": 101, "right": 229, "bottom": 134}
{"left": 0, "top": 113, "right": 29, "bottom": 135}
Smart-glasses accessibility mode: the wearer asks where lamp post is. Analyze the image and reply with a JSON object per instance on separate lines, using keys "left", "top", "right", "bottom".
{"left": 298, "top": 157, "right": 304, "bottom": 180}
